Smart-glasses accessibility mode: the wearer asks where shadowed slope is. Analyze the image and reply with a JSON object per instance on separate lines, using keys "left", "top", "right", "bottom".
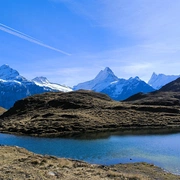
{"left": 160, "top": 77, "right": 180, "bottom": 92}
{"left": 124, "top": 77, "right": 180, "bottom": 106}
{"left": 0, "top": 90, "right": 180, "bottom": 137}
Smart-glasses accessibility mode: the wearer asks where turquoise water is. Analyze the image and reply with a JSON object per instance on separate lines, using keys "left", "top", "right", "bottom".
{"left": 0, "top": 131, "right": 180, "bottom": 175}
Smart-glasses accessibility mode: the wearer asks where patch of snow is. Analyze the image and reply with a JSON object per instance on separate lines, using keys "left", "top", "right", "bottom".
{"left": 32, "top": 77, "right": 72, "bottom": 92}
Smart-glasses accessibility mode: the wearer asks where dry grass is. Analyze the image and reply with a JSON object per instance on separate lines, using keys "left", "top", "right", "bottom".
{"left": 0, "top": 107, "right": 6, "bottom": 115}
{"left": 0, "top": 90, "right": 180, "bottom": 137}
{"left": 0, "top": 146, "right": 179, "bottom": 180}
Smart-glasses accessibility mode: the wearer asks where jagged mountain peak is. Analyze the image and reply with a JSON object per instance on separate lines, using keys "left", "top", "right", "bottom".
{"left": 0, "top": 64, "right": 19, "bottom": 80}
{"left": 128, "top": 76, "right": 140, "bottom": 81}
{"left": 152, "top": 72, "right": 157, "bottom": 76}
{"left": 0, "top": 64, "right": 26, "bottom": 81}
{"left": 32, "top": 76, "right": 49, "bottom": 84}
{"left": 94, "top": 67, "right": 118, "bottom": 81}
{"left": 148, "top": 72, "right": 180, "bottom": 89}
{"left": 0, "top": 65, "right": 72, "bottom": 109}
{"left": 73, "top": 67, "right": 118, "bottom": 91}
{"left": 74, "top": 67, "right": 154, "bottom": 100}
{"left": 32, "top": 76, "right": 72, "bottom": 92}
{"left": 104, "top": 67, "right": 113, "bottom": 73}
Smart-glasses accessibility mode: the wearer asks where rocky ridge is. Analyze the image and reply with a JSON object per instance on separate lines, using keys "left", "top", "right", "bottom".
{"left": 148, "top": 72, "right": 180, "bottom": 89}
{"left": 0, "top": 64, "right": 72, "bottom": 109}
{"left": 125, "top": 77, "right": 180, "bottom": 106}
{"left": 73, "top": 67, "right": 155, "bottom": 101}
{"left": 0, "top": 90, "right": 180, "bottom": 137}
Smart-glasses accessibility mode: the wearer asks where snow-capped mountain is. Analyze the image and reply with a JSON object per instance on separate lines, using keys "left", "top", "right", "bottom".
{"left": 32, "top": 77, "right": 72, "bottom": 92}
{"left": 148, "top": 72, "right": 180, "bottom": 89}
{"left": 73, "top": 67, "right": 119, "bottom": 92}
{"left": 74, "top": 67, "right": 155, "bottom": 100}
{"left": 102, "top": 76, "right": 154, "bottom": 100}
{"left": 0, "top": 65, "right": 72, "bottom": 109}
{"left": 0, "top": 64, "right": 26, "bottom": 81}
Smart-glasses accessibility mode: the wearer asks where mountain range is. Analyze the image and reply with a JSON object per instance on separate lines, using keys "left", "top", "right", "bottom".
{"left": 148, "top": 72, "right": 180, "bottom": 89}
{"left": 74, "top": 67, "right": 155, "bottom": 100}
{"left": 2, "top": 77, "right": 180, "bottom": 137}
{"left": 124, "top": 76, "right": 180, "bottom": 107}
{"left": 0, "top": 64, "right": 179, "bottom": 109}
{"left": 0, "top": 65, "right": 72, "bottom": 109}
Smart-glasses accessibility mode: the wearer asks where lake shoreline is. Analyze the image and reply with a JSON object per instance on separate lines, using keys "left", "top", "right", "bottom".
{"left": 1, "top": 131, "right": 180, "bottom": 177}
{"left": 1, "top": 145, "right": 180, "bottom": 180}
{"left": 1, "top": 126, "right": 180, "bottom": 138}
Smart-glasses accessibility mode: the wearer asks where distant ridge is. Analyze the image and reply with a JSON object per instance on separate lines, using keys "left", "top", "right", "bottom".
{"left": 148, "top": 72, "right": 180, "bottom": 89}
{"left": 32, "top": 76, "right": 72, "bottom": 92}
{"left": 73, "top": 67, "right": 119, "bottom": 92}
{"left": 124, "top": 77, "right": 180, "bottom": 106}
{"left": 160, "top": 77, "right": 180, "bottom": 92}
{"left": 1, "top": 89, "right": 180, "bottom": 137}
{"left": 74, "top": 67, "right": 155, "bottom": 100}
{"left": 0, "top": 64, "right": 72, "bottom": 109}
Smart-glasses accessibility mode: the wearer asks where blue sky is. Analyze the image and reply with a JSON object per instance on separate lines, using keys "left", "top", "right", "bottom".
{"left": 0, "top": 0, "right": 180, "bottom": 87}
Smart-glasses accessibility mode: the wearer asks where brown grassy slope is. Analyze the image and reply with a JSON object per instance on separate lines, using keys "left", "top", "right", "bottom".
{"left": 124, "top": 91, "right": 180, "bottom": 106}
{"left": 124, "top": 77, "right": 180, "bottom": 106}
{"left": 160, "top": 77, "right": 180, "bottom": 92}
{"left": 0, "top": 90, "right": 180, "bottom": 137}
{"left": 0, "top": 146, "right": 179, "bottom": 180}
{"left": 0, "top": 107, "right": 6, "bottom": 115}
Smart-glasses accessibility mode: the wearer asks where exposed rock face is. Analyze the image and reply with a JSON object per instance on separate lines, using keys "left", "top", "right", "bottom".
{"left": 0, "top": 90, "right": 180, "bottom": 137}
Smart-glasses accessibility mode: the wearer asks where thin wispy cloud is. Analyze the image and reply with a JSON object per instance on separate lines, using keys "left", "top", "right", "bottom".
{"left": 0, "top": 23, "right": 71, "bottom": 56}
{"left": 56, "top": 0, "right": 180, "bottom": 45}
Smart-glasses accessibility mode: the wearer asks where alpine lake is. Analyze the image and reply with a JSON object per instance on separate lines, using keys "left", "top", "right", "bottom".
{"left": 0, "top": 129, "right": 180, "bottom": 175}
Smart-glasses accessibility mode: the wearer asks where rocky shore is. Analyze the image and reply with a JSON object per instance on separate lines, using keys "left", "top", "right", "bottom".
{"left": 0, "top": 146, "right": 179, "bottom": 180}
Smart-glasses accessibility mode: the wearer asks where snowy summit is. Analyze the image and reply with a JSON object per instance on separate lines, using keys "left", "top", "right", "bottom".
{"left": 148, "top": 72, "right": 180, "bottom": 89}
{"left": 32, "top": 77, "right": 72, "bottom": 92}
{"left": 73, "top": 67, "right": 119, "bottom": 92}
{"left": 74, "top": 67, "right": 155, "bottom": 100}
{"left": 0, "top": 64, "right": 26, "bottom": 81}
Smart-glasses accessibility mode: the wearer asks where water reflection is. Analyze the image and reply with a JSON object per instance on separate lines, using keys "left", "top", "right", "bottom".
{"left": 0, "top": 129, "right": 180, "bottom": 175}
{"left": 71, "top": 128, "right": 180, "bottom": 139}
